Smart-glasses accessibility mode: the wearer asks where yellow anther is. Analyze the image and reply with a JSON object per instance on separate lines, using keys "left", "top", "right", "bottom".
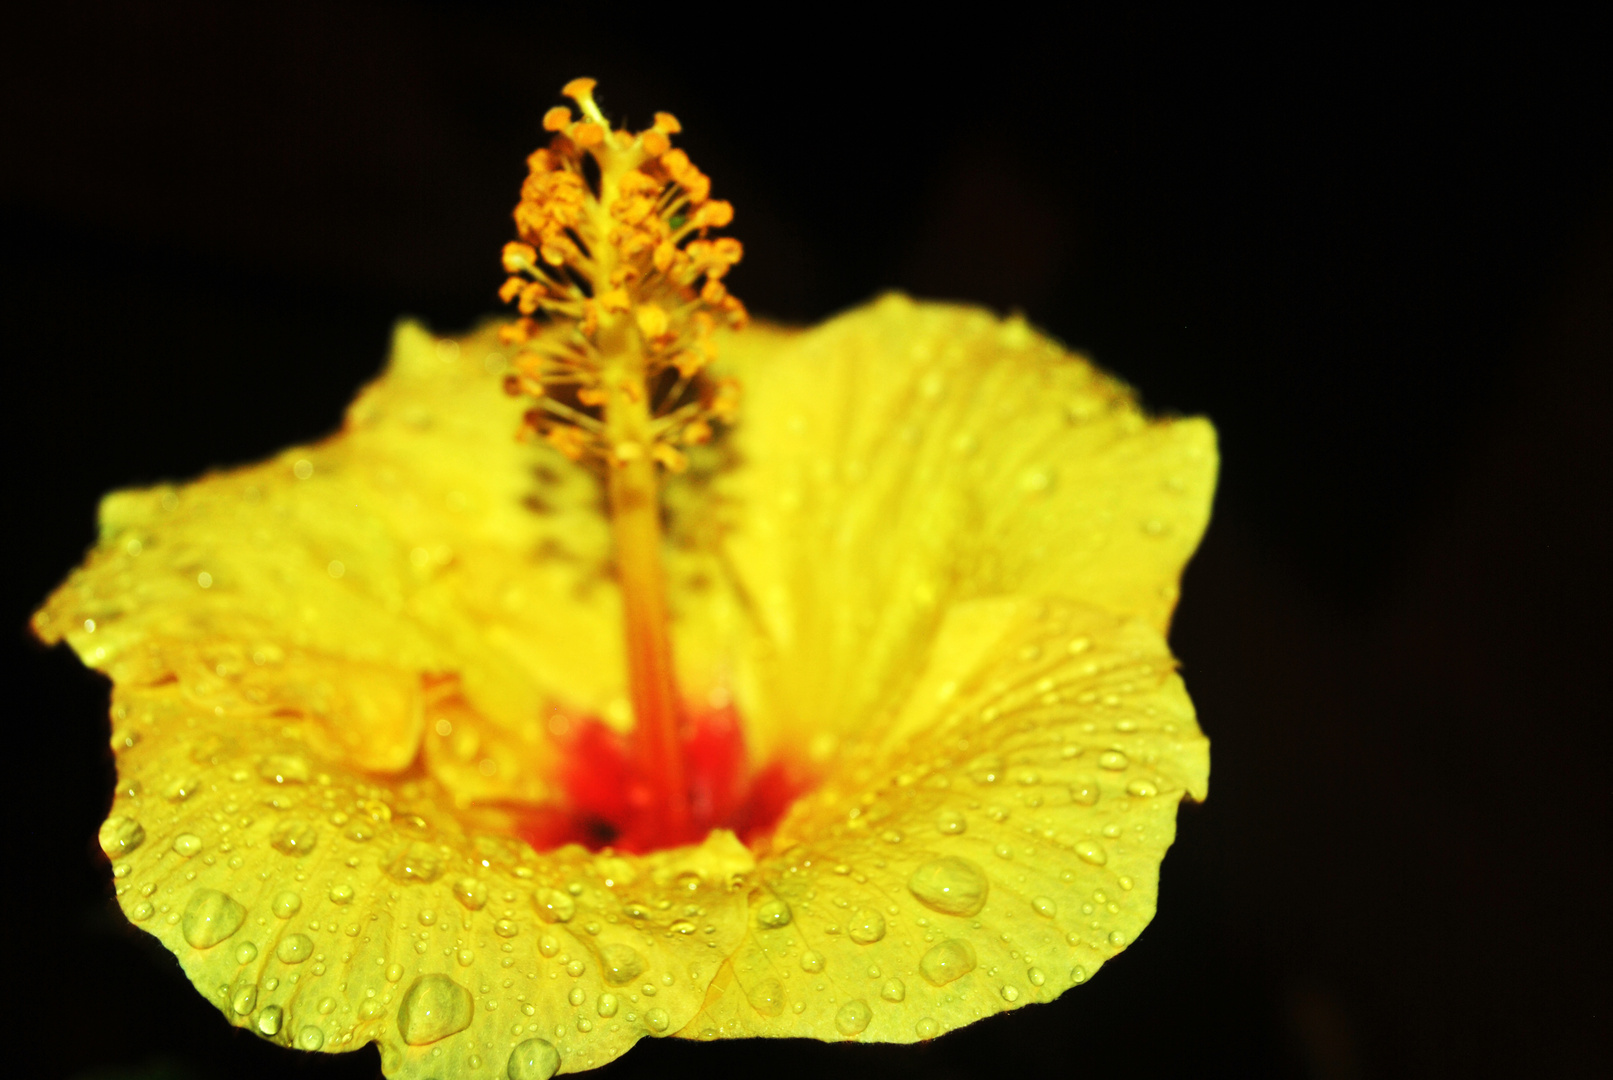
{"left": 573, "top": 122, "right": 605, "bottom": 148}
{"left": 542, "top": 106, "right": 571, "bottom": 132}
{"left": 502, "top": 242, "right": 536, "bottom": 272}
{"left": 561, "top": 77, "right": 597, "bottom": 101}
{"left": 653, "top": 111, "right": 681, "bottom": 134}
{"left": 636, "top": 304, "right": 669, "bottom": 340}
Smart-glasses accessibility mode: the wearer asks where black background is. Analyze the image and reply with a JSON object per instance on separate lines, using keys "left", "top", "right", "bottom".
{"left": 4, "top": 5, "right": 1609, "bottom": 1078}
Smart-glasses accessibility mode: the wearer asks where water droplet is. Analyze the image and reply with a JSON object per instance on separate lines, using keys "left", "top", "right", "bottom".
{"left": 599, "top": 944, "right": 643, "bottom": 986}
{"left": 1075, "top": 840, "right": 1108, "bottom": 866}
{"left": 597, "top": 993, "right": 619, "bottom": 1018}
{"left": 835, "top": 999, "right": 872, "bottom": 1036}
{"left": 235, "top": 942, "right": 258, "bottom": 964}
{"left": 800, "top": 950, "right": 825, "bottom": 973}
{"left": 182, "top": 889, "right": 245, "bottom": 949}
{"left": 454, "top": 877, "right": 488, "bottom": 910}
{"left": 645, "top": 1008, "right": 669, "bottom": 1032}
{"left": 296, "top": 1025, "right": 324, "bottom": 1050}
{"left": 171, "top": 833, "right": 202, "bottom": 857}
{"left": 1068, "top": 636, "right": 1091, "bottom": 654}
{"left": 747, "top": 978, "right": 785, "bottom": 1017}
{"left": 920, "top": 939, "right": 977, "bottom": 985}
{"left": 568, "top": 986, "right": 585, "bottom": 1007}
{"left": 915, "top": 1017, "right": 940, "bottom": 1039}
{"left": 232, "top": 983, "right": 259, "bottom": 1015}
{"left": 1001, "top": 984, "right": 1020, "bottom": 1002}
{"left": 131, "top": 901, "right": 154, "bottom": 921}
{"left": 1098, "top": 750, "right": 1129, "bottom": 771}
{"left": 98, "top": 815, "right": 145, "bottom": 856}
{"left": 669, "top": 919, "right": 696, "bottom": 934}
{"left": 276, "top": 933, "right": 313, "bottom": 964}
{"left": 849, "top": 909, "right": 887, "bottom": 944}
{"left": 418, "top": 909, "right": 437, "bottom": 927}
{"left": 495, "top": 919, "right": 520, "bottom": 939}
{"left": 539, "top": 935, "right": 560, "bottom": 958}
{"left": 271, "top": 891, "right": 301, "bottom": 919}
{"left": 270, "top": 819, "right": 318, "bottom": 857}
{"left": 1108, "top": 930, "right": 1126, "bottom": 947}
{"left": 1070, "top": 965, "right": 1088, "bottom": 984}
{"left": 256, "top": 1005, "right": 282, "bottom": 1037}
{"left": 164, "top": 776, "right": 201, "bottom": 802}
{"left": 398, "top": 973, "right": 474, "bottom": 1045}
{"left": 329, "top": 883, "right": 354, "bottom": 905}
{"left": 507, "top": 1037, "right": 561, "bottom": 1080}
{"left": 534, "top": 888, "right": 576, "bottom": 923}
{"left": 387, "top": 843, "right": 444, "bottom": 883}
{"left": 387, "top": 964, "right": 403, "bottom": 983}
{"left": 908, "top": 857, "right": 989, "bottom": 916}
{"left": 1069, "top": 779, "right": 1100, "bottom": 806}
{"left": 881, "top": 977, "right": 906, "bottom": 1002}
{"left": 935, "top": 809, "right": 967, "bottom": 834}
{"left": 755, "top": 897, "right": 791, "bottom": 929}
{"left": 1126, "top": 779, "right": 1158, "bottom": 798}
{"left": 258, "top": 754, "right": 309, "bottom": 784}
{"left": 565, "top": 960, "right": 586, "bottom": 978}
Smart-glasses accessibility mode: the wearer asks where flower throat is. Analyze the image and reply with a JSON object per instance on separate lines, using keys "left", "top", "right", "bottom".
{"left": 498, "top": 79, "right": 769, "bottom": 852}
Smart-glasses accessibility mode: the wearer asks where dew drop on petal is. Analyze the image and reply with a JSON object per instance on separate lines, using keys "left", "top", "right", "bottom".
{"left": 533, "top": 888, "right": 575, "bottom": 923}
{"left": 800, "top": 950, "right": 825, "bottom": 973}
{"left": 453, "top": 877, "right": 488, "bottom": 910}
{"left": 182, "top": 889, "right": 245, "bottom": 949}
{"left": 506, "top": 1037, "right": 561, "bottom": 1080}
{"left": 881, "top": 978, "right": 906, "bottom": 1002}
{"left": 1126, "top": 779, "right": 1159, "bottom": 798}
{"left": 276, "top": 934, "right": 314, "bottom": 964}
{"left": 1075, "top": 840, "right": 1108, "bottom": 866}
{"left": 849, "top": 910, "right": 886, "bottom": 944}
{"left": 297, "top": 1025, "right": 324, "bottom": 1050}
{"left": 919, "top": 939, "right": 977, "bottom": 986}
{"left": 567, "top": 986, "right": 585, "bottom": 1007}
{"left": 397, "top": 974, "right": 474, "bottom": 1045}
{"left": 747, "top": 978, "right": 784, "bottom": 1017}
{"left": 172, "top": 833, "right": 202, "bottom": 858}
{"left": 256, "top": 1005, "right": 282, "bottom": 1037}
{"left": 915, "top": 1017, "right": 940, "bottom": 1039}
{"left": 755, "top": 897, "right": 792, "bottom": 929}
{"left": 1098, "top": 750, "right": 1129, "bottom": 771}
{"left": 835, "top": 999, "right": 872, "bottom": 1036}
{"left": 600, "top": 944, "right": 643, "bottom": 986}
{"left": 1029, "top": 967, "right": 1045, "bottom": 986}
{"left": 597, "top": 993, "right": 619, "bottom": 1018}
{"left": 1001, "top": 984, "right": 1020, "bottom": 1002}
{"left": 1069, "top": 779, "right": 1100, "bottom": 806}
{"left": 1032, "top": 896, "right": 1058, "bottom": 917}
{"left": 231, "top": 984, "right": 258, "bottom": 1015}
{"left": 235, "top": 942, "right": 258, "bottom": 964}
{"left": 907, "top": 857, "right": 989, "bottom": 916}
{"left": 271, "top": 891, "right": 302, "bottom": 919}
{"left": 645, "top": 1008, "right": 669, "bottom": 1032}
{"left": 935, "top": 809, "right": 967, "bottom": 835}
{"left": 1071, "top": 965, "right": 1088, "bottom": 984}
{"left": 98, "top": 816, "right": 144, "bottom": 856}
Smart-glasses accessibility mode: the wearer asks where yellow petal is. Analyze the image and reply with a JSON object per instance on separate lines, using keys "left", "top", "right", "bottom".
{"left": 89, "top": 676, "right": 752, "bottom": 1078}
{"left": 678, "top": 598, "right": 1205, "bottom": 1041}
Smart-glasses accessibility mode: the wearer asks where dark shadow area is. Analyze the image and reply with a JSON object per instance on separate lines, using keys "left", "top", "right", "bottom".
{"left": 3, "top": 6, "right": 1608, "bottom": 1079}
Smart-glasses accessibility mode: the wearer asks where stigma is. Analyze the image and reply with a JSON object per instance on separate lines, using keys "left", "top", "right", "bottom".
{"left": 498, "top": 77, "right": 746, "bottom": 472}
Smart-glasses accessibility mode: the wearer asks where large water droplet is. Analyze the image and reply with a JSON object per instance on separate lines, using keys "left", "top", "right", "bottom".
{"left": 567, "top": 986, "right": 585, "bottom": 1007}
{"left": 1000, "top": 984, "right": 1020, "bottom": 1002}
{"left": 919, "top": 939, "right": 977, "bottom": 986}
{"left": 533, "top": 888, "right": 575, "bottom": 923}
{"left": 232, "top": 983, "right": 258, "bottom": 1015}
{"left": 276, "top": 933, "right": 313, "bottom": 964}
{"left": 835, "top": 999, "right": 871, "bottom": 1036}
{"left": 800, "top": 950, "right": 825, "bottom": 973}
{"left": 506, "top": 1037, "right": 561, "bottom": 1080}
{"left": 1098, "top": 750, "right": 1129, "bottom": 771}
{"left": 1070, "top": 965, "right": 1088, "bottom": 984}
{"left": 255, "top": 1005, "right": 282, "bottom": 1037}
{"left": 599, "top": 944, "right": 643, "bottom": 986}
{"left": 755, "top": 897, "right": 791, "bottom": 929}
{"left": 1126, "top": 779, "right": 1158, "bottom": 798}
{"left": 97, "top": 822, "right": 143, "bottom": 864}
{"left": 296, "top": 1025, "right": 324, "bottom": 1050}
{"left": 881, "top": 977, "right": 906, "bottom": 1002}
{"left": 907, "top": 857, "right": 989, "bottom": 916}
{"left": 235, "top": 941, "right": 258, "bottom": 964}
{"left": 271, "top": 891, "right": 301, "bottom": 919}
{"left": 1028, "top": 967, "right": 1045, "bottom": 986}
{"left": 387, "top": 843, "right": 444, "bottom": 883}
{"left": 747, "top": 978, "right": 784, "bottom": 1017}
{"left": 398, "top": 974, "right": 474, "bottom": 1045}
{"left": 1075, "top": 840, "right": 1108, "bottom": 866}
{"left": 270, "top": 819, "right": 318, "bottom": 857}
{"left": 1032, "top": 896, "right": 1057, "bottom": 917}
{"left": 182, "top": 889, "right": 246, "bottom": 949}
{"left": 915, "top": 1017, "right": 940, "bottom": 1039}
{"left": 849, "top": 910, "right": 886, "bottom": 944}
{"left": 935, "top": 809, "right": 967, "bottom": 834}
{"left": 645, "top": 1008, "right": 669, "bottom": 1032}
{"left": 454, "top": 877, "right": 489, "bottom": 910}
{"left": 259, "top": 754, "right": 309, "bottom": 784}
{"left": 596, "top": 993, "right": 619, "bottom": 1018}
{"left": 171, "top": 833, "right": 202, "bottom": 858}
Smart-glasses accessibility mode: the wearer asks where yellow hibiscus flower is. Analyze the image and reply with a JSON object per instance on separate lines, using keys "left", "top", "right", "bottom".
{"left": 32, "top": 80, "right": 1216, "bottom": 1079}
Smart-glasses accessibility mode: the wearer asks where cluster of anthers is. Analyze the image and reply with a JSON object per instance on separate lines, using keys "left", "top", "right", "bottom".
{"left": 498, "top": 78, "right": 746, "bottom": 471}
